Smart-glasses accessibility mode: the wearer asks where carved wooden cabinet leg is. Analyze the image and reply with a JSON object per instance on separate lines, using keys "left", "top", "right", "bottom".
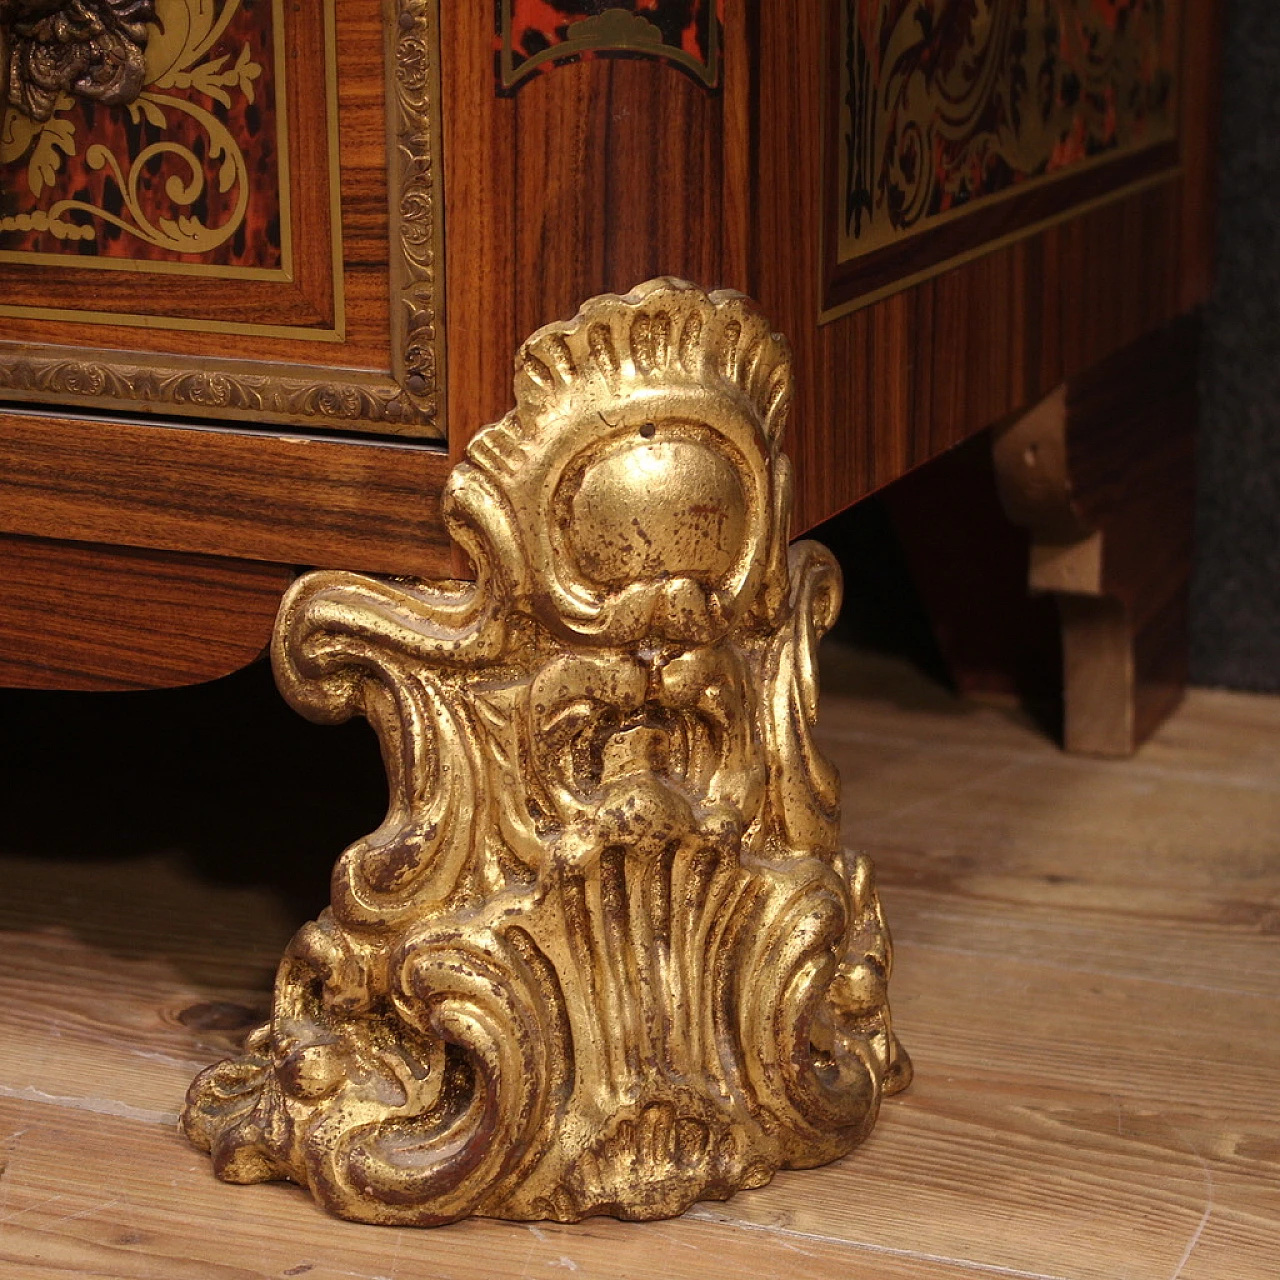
{"left": 993, "top": 320, "right": 1198, "bottom": 757}
{"left": 182, "top": 280, "right": 910, "bottom": 1226}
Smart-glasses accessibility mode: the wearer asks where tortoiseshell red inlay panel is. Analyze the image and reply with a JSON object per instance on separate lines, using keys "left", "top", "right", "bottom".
{"left": 0, "top": 0, "right": 282, "bottom": 270}
{"left": 496, "top": 1, "right": 722, "bottom": 92}
{"left": 826, "top": 0, "right": 1179, "bottom": 311}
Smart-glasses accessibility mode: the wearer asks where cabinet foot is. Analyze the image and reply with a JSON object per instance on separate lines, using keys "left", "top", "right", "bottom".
{"left": 994, "top": 320, "right": 1197, "bottom": 756}
{"left": 182, "top": 280, "right": 909, "bottom": 1226}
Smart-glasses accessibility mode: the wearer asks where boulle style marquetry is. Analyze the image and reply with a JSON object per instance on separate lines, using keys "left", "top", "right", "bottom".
{"left": 0, "top": 0, "right": 279, "bottom": 265}
{"left": 183, "top": 279, "right": 910, "bottom": 1226}
{"left": 0, "top": 0, "right": 448, "bottom": 435}
{"left": 826, "top": 0, "right": 1180, "bottom": 312}
{"left": 497, "top": 1, "right": 721, "bottom": 92}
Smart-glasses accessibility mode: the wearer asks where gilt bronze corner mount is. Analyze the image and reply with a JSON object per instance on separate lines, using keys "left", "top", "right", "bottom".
{"left": 0, "top": 0, "right": 154, "bottom": 124}
{"left": 183, "top": 278, "right": 910, "bottom": 1226}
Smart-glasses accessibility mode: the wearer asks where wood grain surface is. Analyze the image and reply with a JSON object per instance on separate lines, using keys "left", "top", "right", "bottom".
{"left": 440, "top": 6, "right": 750, "bottom": 471}
{"left": 0, "top": 534, "right": 291, "bottom": 690}
{"left": 0, "top": 412, "right": 454, "bottom": 578}
{"left": 882, "top": 318, "right": 1199, "bottom": 757}
{"left": 989, "top": 318, "right": 1199, "bottom": 754}
{"left": 752, "top": 0, "right": 1223, "bottom": 535}
{"left": 0, "top": 644, "right": 1274, "bottom": 1278}
{"left": 439, "top": 1, "right": 1222, "bottom": 537}
{"left": 0, "top": 3, "right": 1226, "bottom": 694}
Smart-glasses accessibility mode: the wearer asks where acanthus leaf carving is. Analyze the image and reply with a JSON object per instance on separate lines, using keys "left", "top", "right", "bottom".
{"left": 0, "top": 0, "right": 154, "bottom": 124}
{"left": 182, "top": 279, "right": 910, "bottom": 1225}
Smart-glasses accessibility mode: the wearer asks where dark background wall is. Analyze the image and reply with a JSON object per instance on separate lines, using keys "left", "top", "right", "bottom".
{"left": 1191, "top": 0, "right": 1280, "bottom": 691}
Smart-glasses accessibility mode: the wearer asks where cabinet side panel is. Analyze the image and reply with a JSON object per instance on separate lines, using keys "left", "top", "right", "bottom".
{"left": 755, "top": 0, "right": 1221, "bottom": 535}
{"left": 441, "top": 6, "right": 750, "bottom": 462}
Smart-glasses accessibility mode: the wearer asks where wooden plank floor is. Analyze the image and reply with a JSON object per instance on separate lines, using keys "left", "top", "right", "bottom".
{"left": 1, "top": 646, "right": 1276, "bottom": 1279}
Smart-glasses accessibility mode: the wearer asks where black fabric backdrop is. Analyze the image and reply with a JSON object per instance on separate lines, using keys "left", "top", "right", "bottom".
{"left": 1191, "top": 0, "right": 1280, "bottom": 690}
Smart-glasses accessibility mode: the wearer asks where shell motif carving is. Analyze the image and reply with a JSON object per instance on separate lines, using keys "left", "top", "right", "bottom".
{"left": 182, "top": 279, "right": 911, "bottom": 1225}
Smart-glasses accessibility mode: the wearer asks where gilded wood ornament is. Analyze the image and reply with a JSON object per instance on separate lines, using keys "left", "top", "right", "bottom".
{"left": 183, "top": 279, "right": 911, "bottom": 1226}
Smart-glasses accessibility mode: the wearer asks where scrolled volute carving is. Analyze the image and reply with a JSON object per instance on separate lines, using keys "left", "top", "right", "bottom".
{"left": 183, "top": 279, "right": 911, "bottom": 1225}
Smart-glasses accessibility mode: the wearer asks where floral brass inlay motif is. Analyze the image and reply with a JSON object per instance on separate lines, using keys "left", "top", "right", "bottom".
{"left": 0, "top": 0, "right": 269, "bottom": 260}
{"left": 834, "top": 0, "right": 1177, "bottom": 275}
{"left": 0, "top": 0, "right": 446, "bottom": 437}
{"left": 182, "top": 279, "right": 910, "bottom": 1226}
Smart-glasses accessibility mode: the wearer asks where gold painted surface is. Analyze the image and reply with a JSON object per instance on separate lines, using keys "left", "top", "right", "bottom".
{"left": 835, "top": 0, "right": 1178, "bottom": 263}
{"left": 182, "top": 279, "right": 910, "bottom": 1225}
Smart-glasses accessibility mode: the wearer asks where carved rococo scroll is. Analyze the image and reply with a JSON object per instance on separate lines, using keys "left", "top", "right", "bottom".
{"left": 183, "top": 279, "right": 911, "bottom": 1225}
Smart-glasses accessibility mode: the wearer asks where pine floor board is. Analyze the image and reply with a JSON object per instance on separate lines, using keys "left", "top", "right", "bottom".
{"left": 0, "top": 646, "right": 1276, "bottom": 1278}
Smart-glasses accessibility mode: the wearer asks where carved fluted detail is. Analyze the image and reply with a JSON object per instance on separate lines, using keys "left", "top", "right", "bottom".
{"left": 183, "top": 279, "right": 910, "bottom": 1225}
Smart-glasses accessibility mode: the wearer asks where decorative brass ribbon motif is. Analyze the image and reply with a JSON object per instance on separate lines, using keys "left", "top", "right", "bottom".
{"left": 497, "top": 1, "right": 721, "bottom": 93}
{"left": 0, "top": 0, "right": 265, "bottom": 257}
{"left": 183, "top": 279, "right": 910, "bottom": 1226}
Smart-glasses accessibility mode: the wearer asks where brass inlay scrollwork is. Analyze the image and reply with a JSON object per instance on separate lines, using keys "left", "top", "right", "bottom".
{"left": 0, "top": 0, "right": 447, "bottom": 437}
{"left": 497, "top": 1, "right": 721, "bottom": 93}
{"left": 830, "top": 0, "right": 1178, "bottom": 307}
{"left": 1, "top": 0, "right": 262, "bottom": 256}
{"left": 183, "top": 279, "right": 910, "bottom": 1226}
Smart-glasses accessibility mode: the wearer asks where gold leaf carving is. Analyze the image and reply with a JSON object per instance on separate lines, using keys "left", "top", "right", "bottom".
{"left": 0, "top": 0, "right": 446, "bottom": 436}
{"left": 183, "top": 280, "right": 910, "bottom": 1226}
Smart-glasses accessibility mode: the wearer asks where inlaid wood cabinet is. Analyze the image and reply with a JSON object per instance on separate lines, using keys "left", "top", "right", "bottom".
{"left": 0, "top": 0, "right": 1225, "bottom": 1231}
{"left": 0, "top": 0, "right": 1220, "bottom": 695}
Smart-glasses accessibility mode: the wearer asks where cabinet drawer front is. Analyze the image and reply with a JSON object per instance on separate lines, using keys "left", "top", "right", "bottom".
{"left": 0, "top": 0, "right": 445, "bottom": 437}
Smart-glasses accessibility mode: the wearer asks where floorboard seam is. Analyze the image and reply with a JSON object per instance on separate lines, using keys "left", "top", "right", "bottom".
{"left": 0, "top": 1083, "right": 179, "bottom": 1127}
{"left": 897, "top": 940, "right": 1280, "bottom": 999}
{"left": 684, "top": 1209, "right": 1075, "bottom": 1280}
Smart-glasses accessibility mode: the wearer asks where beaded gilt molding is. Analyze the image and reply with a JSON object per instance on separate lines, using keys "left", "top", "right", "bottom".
{"left": 183, "top": 279, "right": 910, "bottom": 1226}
